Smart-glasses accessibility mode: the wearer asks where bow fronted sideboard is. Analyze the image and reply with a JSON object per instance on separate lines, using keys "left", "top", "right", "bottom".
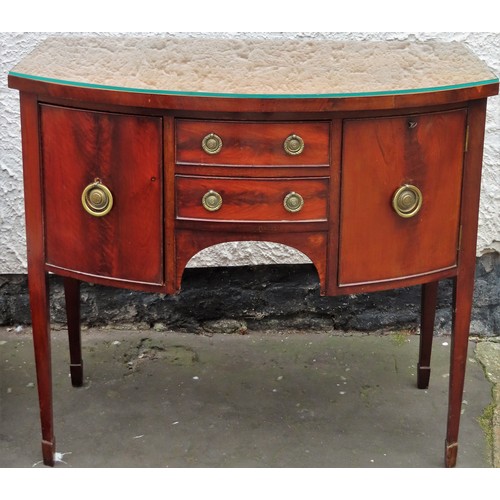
{"left": 8, "top": 37, "right": 499, "bottom": 467}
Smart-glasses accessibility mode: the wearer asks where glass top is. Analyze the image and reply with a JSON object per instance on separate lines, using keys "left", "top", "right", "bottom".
{"left": 9, "top": 37, "right": 499, "bottom": 98}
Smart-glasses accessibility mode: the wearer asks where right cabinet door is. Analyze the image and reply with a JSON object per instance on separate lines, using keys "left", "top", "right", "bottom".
{"left": 339, "top": 109, "right": 467, "bottom": 286}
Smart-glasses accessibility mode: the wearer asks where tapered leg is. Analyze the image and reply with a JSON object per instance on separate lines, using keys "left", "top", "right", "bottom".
{"left": 445, "top": 274, "right": 474, "bottom": 468}
{"left": 418, "top": 281, "right": 439, "bottom": 389}
{"left": 443, "top": 98, "right": 488, "bottom": 467}
{"left": 64, "top": 277, "right": 83, "bottom": 387}
{"left": 29, "top": 270, "right": 55, "bottom": 466}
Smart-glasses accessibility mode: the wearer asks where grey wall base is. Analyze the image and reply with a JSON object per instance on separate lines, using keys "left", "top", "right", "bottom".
{"left": 1, "top": 253, "right": 499, "bottom": 337}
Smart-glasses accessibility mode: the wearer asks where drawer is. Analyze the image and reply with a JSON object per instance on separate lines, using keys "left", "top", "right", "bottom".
{"left": 40, "top": 105, "right": 164, "bottom": 285}
{"left": 339, "top": 109, "right": 467, "bottom": 285}
{"left": 176, "top": 176, "right": 328, "bottom": 222}
{"left": 176, "top": 120, "right": 330, "bottom": 166}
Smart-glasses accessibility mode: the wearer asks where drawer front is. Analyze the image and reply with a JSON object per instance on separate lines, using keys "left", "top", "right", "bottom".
{"left": 41, "top": 105, "right": 163, "bottom": 285}
{"left": 176, "top": 176, "right": 328, "bottom": 222}
{"left": 339, "top": 109, "right": 467, "bottom": 285}
{"left": 176, "top": 120, "right": 330, "bottom": 166}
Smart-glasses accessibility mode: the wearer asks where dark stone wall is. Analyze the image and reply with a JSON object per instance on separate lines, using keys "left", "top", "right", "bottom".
{"left": 1, "top": 253, "right": 498, "bottom": 336}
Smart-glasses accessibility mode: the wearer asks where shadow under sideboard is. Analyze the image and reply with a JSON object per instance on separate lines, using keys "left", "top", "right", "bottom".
{"left": 1, "top": 254, "right": 498, "bottom": 337}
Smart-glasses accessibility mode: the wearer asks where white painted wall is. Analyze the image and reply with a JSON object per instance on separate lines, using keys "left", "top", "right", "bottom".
{"left": 1, "top": 32, "right": 499, "bottom": 273}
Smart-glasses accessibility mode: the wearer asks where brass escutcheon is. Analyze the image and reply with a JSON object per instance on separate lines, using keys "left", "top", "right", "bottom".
{"left": 81, "top": 179, "right": 113, "bottom": 217}
{"left": 392, "top": 184, "right": 423, "bottom": 218}
{"left": 202, "top": 190, "right": 223, "bottom": 212}
{"left": 283, "top": 134, "right": 305, "bottom": 155}
{"left": 202, "top": 133, "right": 223, "bottom": 155}
{"left": 283, "top": 191, "right": 304, "bottom": 213}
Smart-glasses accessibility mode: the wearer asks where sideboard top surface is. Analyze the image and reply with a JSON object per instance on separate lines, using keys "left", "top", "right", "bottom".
{"left": 9, "top": 37, "right": 499, "bottom": 99}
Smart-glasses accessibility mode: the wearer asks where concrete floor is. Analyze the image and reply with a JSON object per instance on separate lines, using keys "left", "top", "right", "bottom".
{"left": 0, "top": 326, "right": 497, "bottom": 468}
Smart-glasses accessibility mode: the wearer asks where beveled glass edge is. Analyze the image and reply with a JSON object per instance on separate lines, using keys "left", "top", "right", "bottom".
{"left": 9, "top": 71, "right": 500, "bottom": 99}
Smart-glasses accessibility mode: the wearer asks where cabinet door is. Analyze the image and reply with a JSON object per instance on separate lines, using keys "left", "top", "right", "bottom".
{"left": 41, "top": 105, "right": 163, "bottom": 285}
{"left": 339, "top": 110, "right": 467, "bottom": 286}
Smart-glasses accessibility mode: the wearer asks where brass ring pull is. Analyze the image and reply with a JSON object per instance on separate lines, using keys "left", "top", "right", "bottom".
{"left": 202, "top": 133, "right": 223, "bottom": 155}
{"left": 202, "top": 190, "right": 223, "bottom": 212}
{"left": 392, "top": 184, "right": 423, "bottom": 218}
{"left": 81, "top": 179, "right": 113, "bottom": 217}
{"left": 283, "top": 134, "right": 305, "bottom": 155}
{"left": 284, "top": 192, "right": 304, "bottom": 213}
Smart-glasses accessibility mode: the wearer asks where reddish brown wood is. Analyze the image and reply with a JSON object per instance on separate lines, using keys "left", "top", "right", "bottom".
{"left": 336, "top": 267, "right": 458, "bottom": 295}
{"left": 326, "top": 119, "right": 343, "bottom": 297}
{"left": 8, "top": 51, "right": 497, "bottom": 468}
{"left": 175, "top": 229, "right": 328, "bottom": 294}
{"left": 339, "top": 109, "right": 467, "bottom": 286}
{"left": 175, "top": 164, "right": 329, "bottom": 179}
{"left": 164, "top": 115, "right": 178, "bottom": 295}
{"left": 175, "top": 219, "right": 329, "bottom": 234}
{"left": 19, "top": 92, "right": 55, "bottom": 466}
{"left": 44, "top": 264, "right": 166, "bottom": 293}
{"left": 176, "top": 120, "right": 330, "bottom": 166}
{"left": 14, "top": 90, "right": 484, "bottom": 124}
{"left": 63, "top": 277, "right": 83, "bottom": 387}
{"left": 418, "top": 281, "right": 439, "bottom": 389}
{"left": 40, "top": 105, "right": 164, "bottom": 286}
{"left": 8, "top": 73, "right": 499, "bottom": 113}
{"left": 176, "top": 176, "right": 328, "bottom": 222}
{"left": 445, "top": 99, "right": 488, "bottom": 468}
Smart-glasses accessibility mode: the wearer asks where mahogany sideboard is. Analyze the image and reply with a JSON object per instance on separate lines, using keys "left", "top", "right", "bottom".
{"left": 8, "top": 37, "right": 499, "bottom": 467}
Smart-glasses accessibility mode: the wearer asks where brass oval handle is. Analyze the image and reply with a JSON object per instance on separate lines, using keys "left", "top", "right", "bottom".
{"left": 283, "top": 192, "right": 304, "bottom": 213}
{"left": 202, "top": 190, "right": 223, "bottom": 212}
{"left": 283, "top": 134, "right": 305, "bottom": 155}
{"left": 392, "top": 184, "right": 423, "bottom": 218}
{"left": 81, "top": 179, "right": 113, "bottom": 217}
{"left": 202, "top": 133, "right": 223, "bottom": 155}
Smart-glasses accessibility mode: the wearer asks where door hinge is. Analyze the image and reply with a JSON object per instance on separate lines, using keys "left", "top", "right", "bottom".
{"left": 464, "top": 125, "right": 469, "bottom": 152}
{"left": 458, "top": 225, "right": 463, "bottom": 251}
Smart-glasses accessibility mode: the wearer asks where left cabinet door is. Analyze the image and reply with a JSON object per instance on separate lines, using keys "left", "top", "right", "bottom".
{"left": 41, "top": 105, "right": 163, "bottom": 286}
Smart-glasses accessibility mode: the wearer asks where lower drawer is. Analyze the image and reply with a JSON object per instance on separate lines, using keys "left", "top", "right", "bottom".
{"left": 176, "top": 176, "right": 328, "bottom": 222}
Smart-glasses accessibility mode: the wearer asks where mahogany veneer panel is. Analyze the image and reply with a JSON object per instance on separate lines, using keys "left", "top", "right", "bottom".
{"left": 339, "top": 109, "right": 467, "bottom": 285}
{"left": 176, "top": 176, "right": 328, "bottom": 222}
{"left": 41, "top": 105, "right": 163, "bottom": 285}
{"left": 176, "top": 120, "right": 330, "bottom": 166}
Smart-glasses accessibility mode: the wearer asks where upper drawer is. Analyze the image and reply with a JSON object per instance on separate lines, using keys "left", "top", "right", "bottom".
{"left": 176, "top": 120, "right": 330, "bottom": 166}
